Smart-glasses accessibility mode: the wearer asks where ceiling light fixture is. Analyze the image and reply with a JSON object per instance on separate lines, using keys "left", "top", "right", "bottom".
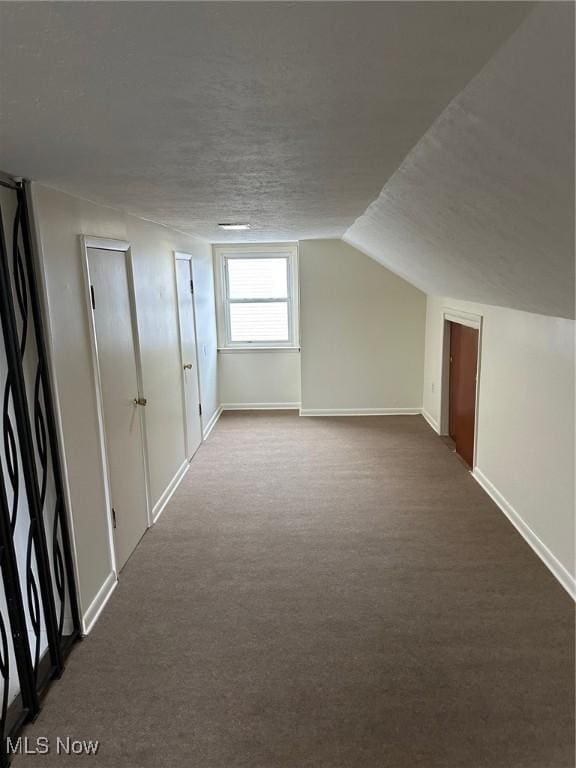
{"left": 218, "top": 223, "right": 251, "bottom": 231}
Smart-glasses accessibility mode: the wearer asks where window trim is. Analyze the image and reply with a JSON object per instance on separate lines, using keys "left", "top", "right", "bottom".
{"left": 214, "top": 243, "right": 299, "bottom": 350}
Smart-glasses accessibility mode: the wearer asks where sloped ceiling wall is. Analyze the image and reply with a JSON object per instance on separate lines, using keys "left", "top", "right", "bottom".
{"left": 344, "top": 3, "right": 574, "bottom": 320}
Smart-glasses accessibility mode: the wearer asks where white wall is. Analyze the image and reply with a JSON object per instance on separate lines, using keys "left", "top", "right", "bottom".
{"left": 30, "top": 184, "right": 218, "bottom": 626}
{"left": 423, "top": 295, "right": 575, "bottom": 588}
{"left": 218, "top": 351, "right": 301, "bottom": 408}
{"left": 299, "top": 239, "right": 425, "bottom": 414}
{"left": 127, "top": 218, "right": 189, "bottom": 506}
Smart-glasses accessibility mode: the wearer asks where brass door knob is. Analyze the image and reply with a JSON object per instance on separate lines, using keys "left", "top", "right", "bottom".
{"left": 183, "top": 363, "right": 193, "bottom": 370}
{"left": 133, "top": 397, "right": 147, "bottom": 406}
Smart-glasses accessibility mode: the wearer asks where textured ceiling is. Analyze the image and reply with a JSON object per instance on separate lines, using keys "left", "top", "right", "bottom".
{"left": 345, "top": 3, "right": 574, "bottom": 319}
{"left": 0, "top": 1, "right": 532, "bottom": 243}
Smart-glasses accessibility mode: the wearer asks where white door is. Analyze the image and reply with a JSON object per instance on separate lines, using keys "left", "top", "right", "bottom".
{"left": 87, "top": 246, "right": 149, "bottom": 571}
{"left": 175, "top": 257, "right": 203, "bottom": 459}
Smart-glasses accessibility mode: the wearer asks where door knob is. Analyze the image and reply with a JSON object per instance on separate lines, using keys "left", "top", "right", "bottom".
{"left": 183, "top": 363, "right": 193, "bottom": 370}
{"left": 133, "top": 397, "right": 147, "bottom": 406}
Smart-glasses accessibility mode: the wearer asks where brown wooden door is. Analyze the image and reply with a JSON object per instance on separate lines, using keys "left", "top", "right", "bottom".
{"left": 449, "top": 322, "right": 479, "bottom": 468}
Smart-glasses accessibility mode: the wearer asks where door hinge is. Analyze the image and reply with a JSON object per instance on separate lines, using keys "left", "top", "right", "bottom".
{"left": 198, "top": 403, "right": 202, "bottom": 416}
{"left": 112, "top": 508, "right": 117, "bottom": 529}
{"left": 190, "top": 279, "right": 194, "bottom": 294}
{"left": 90, "top": 284, "right": 96, "bottom": 310}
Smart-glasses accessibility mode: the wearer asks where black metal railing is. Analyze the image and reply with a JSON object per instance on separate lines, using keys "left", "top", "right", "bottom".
{"left": 0, "top": 174, "right": 81, "bottom": 766}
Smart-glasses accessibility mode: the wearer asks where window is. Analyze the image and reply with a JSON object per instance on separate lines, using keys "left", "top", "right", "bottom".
{"left": 215, "top": 245, "right": 298, "bottom": 349}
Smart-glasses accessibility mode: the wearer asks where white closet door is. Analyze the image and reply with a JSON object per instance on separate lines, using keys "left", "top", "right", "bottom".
{"left": 87, "top": 247, "right": 148, "bottom": 571}
{"left": 175, "top": 259, "right": 202, "bottom": 459}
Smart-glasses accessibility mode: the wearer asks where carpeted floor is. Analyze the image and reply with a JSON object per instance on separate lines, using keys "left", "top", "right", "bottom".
{"left": 14, "top": 412, "right": 575, "bottom": 767}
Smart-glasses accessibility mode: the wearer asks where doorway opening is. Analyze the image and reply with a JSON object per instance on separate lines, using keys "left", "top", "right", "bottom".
{"left": 81, "top": 237, "right": 150, "bottom": 573}
{"left": 440, "top": 311, "right": 482, "bottom": 469}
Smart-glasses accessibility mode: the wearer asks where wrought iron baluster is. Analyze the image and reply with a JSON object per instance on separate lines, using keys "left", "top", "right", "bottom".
{"left": 0, "top": 173, "right": 81, "bottom": 763}
{"left": 18, "top": 186, "right": 81, "bottom": 643}
{"left": 0, "top": 455, "right": 38, "bottom": 768}
{"left": 0, "top": 194, "right": 63, "bottom": 679}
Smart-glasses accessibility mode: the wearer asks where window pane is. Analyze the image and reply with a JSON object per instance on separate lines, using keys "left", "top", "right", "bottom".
{"left": 229, "top": 302, "right": 289, "bottom": 342}
{"left": 227, "top": 258, "right": 288, "bottom": 299}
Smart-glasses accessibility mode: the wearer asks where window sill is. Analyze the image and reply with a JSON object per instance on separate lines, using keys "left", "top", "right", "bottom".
{"left": 217, "top": 346, "right": 301, "bottom": 354}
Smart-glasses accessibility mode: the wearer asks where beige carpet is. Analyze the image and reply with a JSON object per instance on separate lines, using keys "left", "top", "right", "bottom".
{"left": 15, "top": 412, "right": 574, "bottom": 767}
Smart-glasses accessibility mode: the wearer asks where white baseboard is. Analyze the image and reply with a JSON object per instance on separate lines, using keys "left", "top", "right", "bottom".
{"left": 222, "top": 402, "right": 301, "bottom": 410}
{"left": 421, "top": 409, "right": 440, "bottom": 433}
{"left": 152, "top": 459, "right": 190, "bottom": 524}
{"left": 473, "top": 467, "right": 575, "bottom": 600}
{"left": 203, "top": 405, "right": 222, "bottom": 439}
{"left": 299, "top": 407, "right": 421, "bottom": 417}
{"left": 82, "top": 570, "right": 117, "bottom": 635}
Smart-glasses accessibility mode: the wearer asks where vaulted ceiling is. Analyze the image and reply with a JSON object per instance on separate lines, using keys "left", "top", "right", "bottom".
{"left": 0, "top": 2, "right": 572, "bottom": 318}
{"left": 0, "top": 1, "right": 531, "bottom": 242}
{"left": 344, "top": 2, "right": 574, "bottom": 319}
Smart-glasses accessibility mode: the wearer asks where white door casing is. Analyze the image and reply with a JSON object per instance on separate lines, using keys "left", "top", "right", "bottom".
{"left": 175, "top": 254, "right": 203, "bottom": 460}
{"left": 83, "top": 240, "right": 149, "bottom": 572}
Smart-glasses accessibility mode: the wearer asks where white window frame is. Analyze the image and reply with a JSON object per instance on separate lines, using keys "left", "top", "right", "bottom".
{"left": 214, "top": 243, "right": 299, "bottom": 350}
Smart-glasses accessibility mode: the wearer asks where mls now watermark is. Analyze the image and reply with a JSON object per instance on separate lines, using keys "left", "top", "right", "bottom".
{"left": 7, "top": 736, "right": 100, "bottom": 756}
